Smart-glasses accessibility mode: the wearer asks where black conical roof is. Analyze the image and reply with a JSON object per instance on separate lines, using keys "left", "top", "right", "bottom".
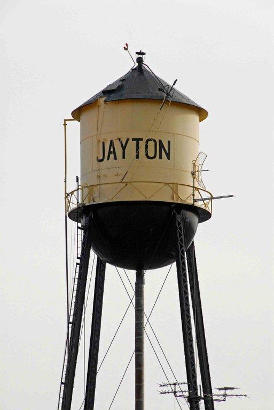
{"left": 71, "top": 64, "right": 207, "bottom": 121}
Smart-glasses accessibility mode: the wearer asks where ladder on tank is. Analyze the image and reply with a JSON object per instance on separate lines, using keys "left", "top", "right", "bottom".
{"left": 58, "top": 177, "right": 83, "bottom": 409}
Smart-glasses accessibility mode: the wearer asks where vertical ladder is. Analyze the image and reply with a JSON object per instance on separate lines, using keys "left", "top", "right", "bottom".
{"left": 75, "top": 176, "right": 82, "bottom": 262}
{"left": 58, "top": 176, "right": 86, "bottom": 410}
{"left": 60, "top": 220, "right": 92, "bottom": 410}
{"left": 58, "top": 257, "right": 82, "bottom": 409}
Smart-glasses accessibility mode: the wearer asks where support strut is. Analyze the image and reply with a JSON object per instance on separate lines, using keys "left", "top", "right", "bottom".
{"left": 175, "top": 210, "right": 199, "bottom": 410}
{"left": 84, "top": 257, "right": 106, "bottom": 410}
{"left": 61, "top": 217, "right": 93, "bottom": 410}
{"left": 187, "top": 243, "right": 214, "bottom": 410}
{"left": 135, "top": 269, "right": 144, "bottom": 410}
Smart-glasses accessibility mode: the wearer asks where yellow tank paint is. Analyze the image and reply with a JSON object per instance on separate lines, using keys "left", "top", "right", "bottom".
{"left": 78, "top": 98, "right": 211, "bottom": 214}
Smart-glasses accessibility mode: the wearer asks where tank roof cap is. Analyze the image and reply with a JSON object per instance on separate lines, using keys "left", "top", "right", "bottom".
{"left": 136, "top": 50, "right": 145, "bottom": 70}
{"left": 71, "top": 59, "right": 208, "bottom": 122}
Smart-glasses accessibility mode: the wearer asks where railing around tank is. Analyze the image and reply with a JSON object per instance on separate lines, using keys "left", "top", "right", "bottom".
{"left": 66, "top": 181, "right": 213, "bottom": 215}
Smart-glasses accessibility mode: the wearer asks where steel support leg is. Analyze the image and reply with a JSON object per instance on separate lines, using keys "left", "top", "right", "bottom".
{"left": 175, "top": 211, "right": 200, "bottom": 410}
{"left": 135, "top": 269, "right": 144, "bottom": 410}
{"left": 84, "top": 257, "right": 106, "bottom": 410}
{"left": 186, "top": 243, "right": 214, "bottom": 410}
{"left": 61, "top": 219, "right": 93, "bottom": 410}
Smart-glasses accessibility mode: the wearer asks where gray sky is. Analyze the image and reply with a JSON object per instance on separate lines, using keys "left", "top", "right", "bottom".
{"left": 0, "top": 0, "right": 273, "bottom": 409}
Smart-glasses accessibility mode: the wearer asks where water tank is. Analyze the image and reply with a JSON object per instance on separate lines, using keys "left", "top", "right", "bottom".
{"left": 68, "top": 55, "right": 212, "bottom": 270}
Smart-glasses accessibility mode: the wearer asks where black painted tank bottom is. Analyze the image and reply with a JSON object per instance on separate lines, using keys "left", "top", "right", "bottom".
{"left": 135, "top": 269, "right": 144, "bottom": 410}
{"left": 175, "top": 210, "right": 200, "bottom": 410}
{"left": 84, "top": 257, "right": 106, "bottom": 410}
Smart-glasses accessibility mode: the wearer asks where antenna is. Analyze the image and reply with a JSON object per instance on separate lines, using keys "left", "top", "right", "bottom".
{"left": 212, "top": 386, "right": 248, "bottom": 402}
{"left": 159, "top": 381, "right": 188, "bottom": 387}
{"left": 141, "top": 58, "right": 177, "bottom": 109}
{"left": 159, "top": 382, "right": 203, "bottom": 401}
{"left": 194, "top": 195, "right": 234, "bottom": 202}
{"left": 123, "top": 43, "right": 135, "bottom": 66}
{"left": 192, "top": 152, "right": 208, "bottom": 190}
{"left": 159, "top": 78, "right": 177, "bottom": 110}
{"left": 192, "top": 152, "right": 234, "bottom": 204}
{"left": 159, "top": 381, "right": 188, "bottom": 395}
{"left": 159, "top": 382, "right": 247, "bottom": 404}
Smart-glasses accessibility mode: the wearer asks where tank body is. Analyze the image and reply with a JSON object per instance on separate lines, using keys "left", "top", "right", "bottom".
{"left": 79, "top": 99, "right": 208, "bottom": 207}
{"left": 69, "top": 64, "right": 211, "bottom": 269}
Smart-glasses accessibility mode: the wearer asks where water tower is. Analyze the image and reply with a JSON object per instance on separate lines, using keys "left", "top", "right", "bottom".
{"left": 59, "top": 51, "right": 217, "bottom": 410}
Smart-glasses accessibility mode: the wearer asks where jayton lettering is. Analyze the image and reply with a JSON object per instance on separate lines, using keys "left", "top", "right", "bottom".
{"left": 97, "top": 138, "right": 171, "bottom": 162}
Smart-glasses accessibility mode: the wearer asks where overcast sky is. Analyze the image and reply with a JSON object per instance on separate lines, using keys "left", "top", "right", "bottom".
{"left": 0, "top": 0, "right": 273, "bottom": 409}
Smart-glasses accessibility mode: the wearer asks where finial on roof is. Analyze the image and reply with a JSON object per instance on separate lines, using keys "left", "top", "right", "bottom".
{"left": 136, "top": 50, "right": 146, "bottom": 71}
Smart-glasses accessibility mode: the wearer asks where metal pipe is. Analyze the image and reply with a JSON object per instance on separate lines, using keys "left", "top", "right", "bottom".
{"left": 84, "top": 257, "right": 106, "bottom": 410}
{"left": 187, "top": 243, "right": 214, "bottom": 410}
{"left": 63, "top": 118, "right": 77, "bottom": 340}
{"left": 63, "top": 120, "right": 70, "bottom": 343}
{"left": 135, "top": 269, "right": 144, "bottom": 410}
{"left": 175, "top": 210, "right": 200, "bottom": 410}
